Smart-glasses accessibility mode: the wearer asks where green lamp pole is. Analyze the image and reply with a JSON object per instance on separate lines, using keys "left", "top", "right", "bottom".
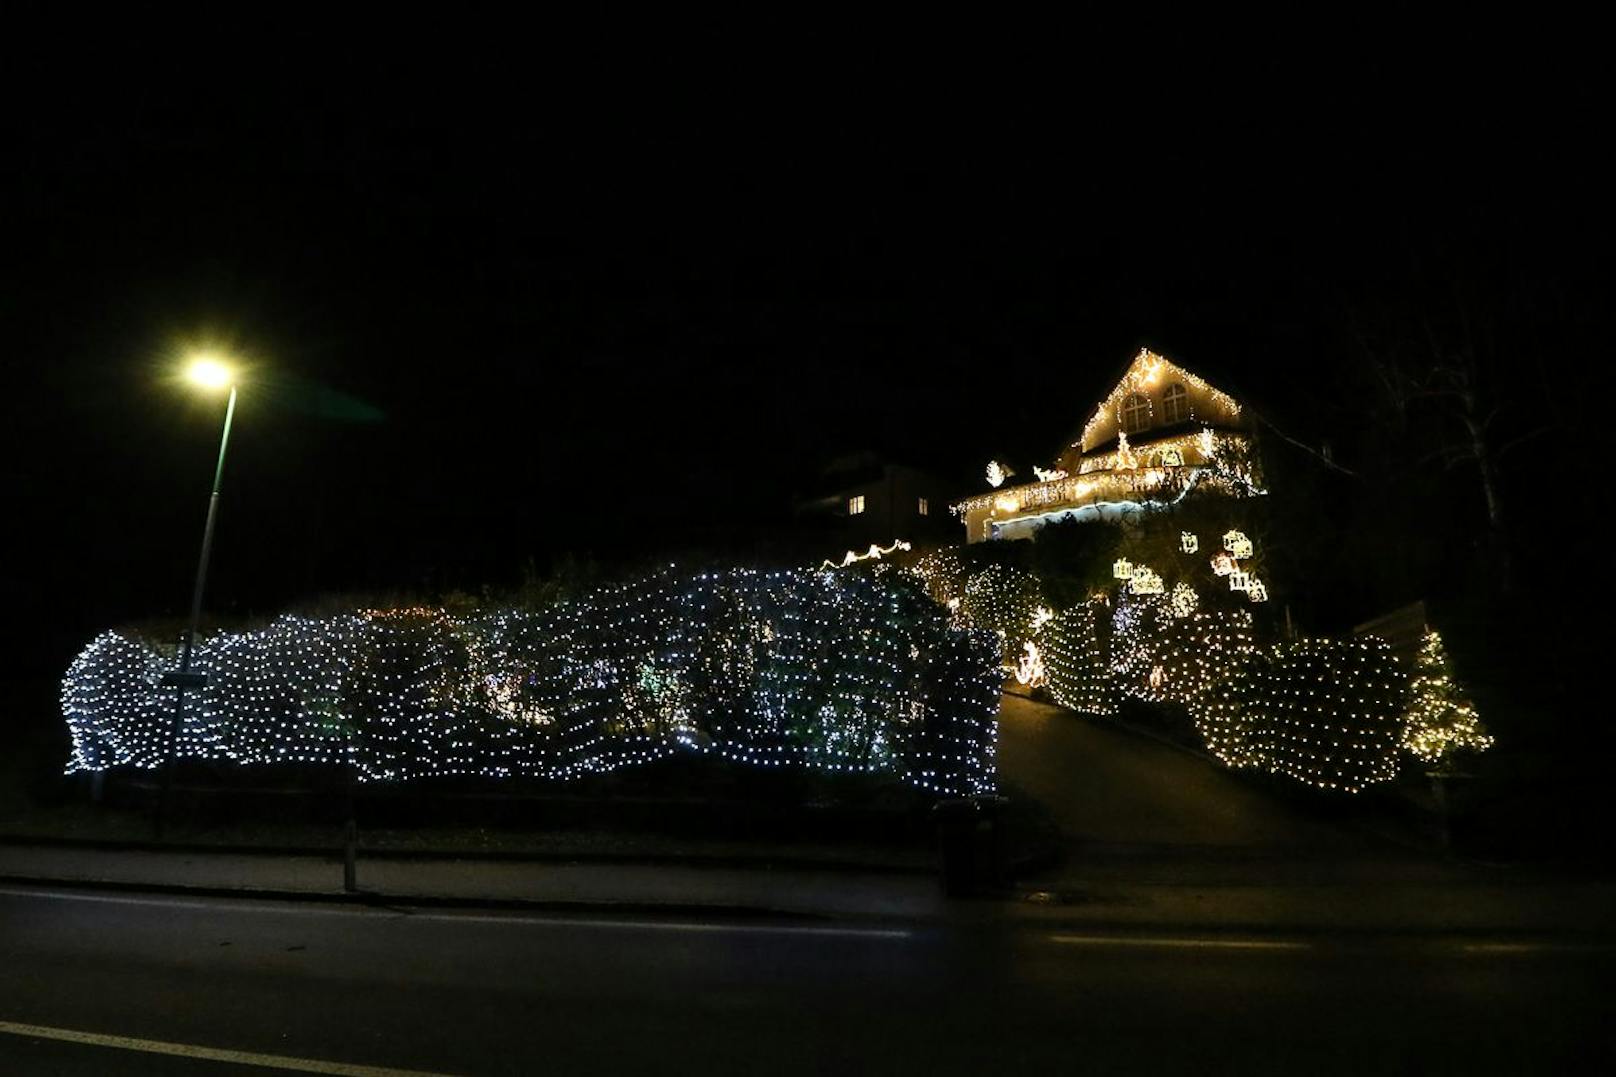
{"left": 157, "top": 357, "right": 237, "bottom": 833}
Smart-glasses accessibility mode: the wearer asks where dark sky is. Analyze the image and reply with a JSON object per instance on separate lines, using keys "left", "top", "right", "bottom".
{"left": 4, "top": 25, "right": 1606, "bottom": 672}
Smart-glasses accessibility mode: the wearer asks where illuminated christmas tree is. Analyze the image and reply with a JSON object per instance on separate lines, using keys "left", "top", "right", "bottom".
{"left": 1400, "top": 630, "right": 1493, "bottom": 769}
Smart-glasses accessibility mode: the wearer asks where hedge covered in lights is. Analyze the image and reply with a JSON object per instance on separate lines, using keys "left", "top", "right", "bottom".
{"left": 960, "top": 563, "right": 1045, "bottom": 662}
{"left": 1035, "top": 602, "right": 1114, "bottom": 715}
{"left": 1190, "top": 637, "right": 1407, "bottom": 793}
{"left": 62, "top": 568, "right": 1003, "bottom": 797}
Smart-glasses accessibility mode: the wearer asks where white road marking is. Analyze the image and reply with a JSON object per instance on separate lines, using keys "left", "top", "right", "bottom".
{"left": 404, "top": 910, "right": 913, "bottom": 938}
{"left": 0, "top": 1019, "right": 458, "bottom": 1076}
{"left": 1459, "top": 941, "right": 1616, "bottom": 955}
{"left": 1049, "top": 933, "right": 1311, "bottom": 951}
{"left": 0, "top": 884, "right": 912, "bottom": 939}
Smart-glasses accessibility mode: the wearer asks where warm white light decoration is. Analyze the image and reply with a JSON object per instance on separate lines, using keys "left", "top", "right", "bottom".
{"left": 1223, "top": 530, "right": 1253, "bottom": 559}
{"left": 957, "top": 563, "right": 1046, "bottom": 663}
{"left": 820, "top": 539, "right": 912, "bottom": 571}
{"left": 1180, "top": 531, "right": 1199, "bottom": 554}
{"left": 1211, "top": 552, "right": 1235, "bottom": 576}
{"left": 1129, "top": 566, "right": 1164, "bottom": 595}
{"left": 1400, "top": 629, "right": 1493, "bottom": 767}
{"left": 1192, "top": 637, "right": 1405, "bottom": 793}
{"left": 994, "top": 494, "right": 1020, "bottom": 513}
{"left": 1113, "top": 559, "right": 1134, "bottom": 580}
{"left": 62, "top": 568, "right": 1003, "bottom": 798}
{"left": 1169, "top": 582, "right": 1198, "bottom": 618}
{"left": 1160, "top": 448, "right": 1183, "bottom": 467}
{"left": 1015, "top": 641, "right": 1047, "bottom": 688}
{"left": 1115, "top": 431, "right": 1137, "bottom": 470}
{"left": 1077, "top": 349, "right": 1242, "bottom": 451}
{"left": 1030, "top": 606, "right": 1054, "bottom": 632}
{"left": 1246, "top": 580, "right": 1268, "bottom": 603}
{"left": 1033, "top": 466, "right": 1067, "bottom": 482}
{"left": 951, "top": 426, "right": 1265, "bottom": 528}
{"left": 1229, "top": 570, "right": 1252, "bottom": 593}
{"left": 1036, "top": 600, "right": 1114, "bottom": 716}
{"left": 986, "top": 460, "right": 1008, "bottom": 488}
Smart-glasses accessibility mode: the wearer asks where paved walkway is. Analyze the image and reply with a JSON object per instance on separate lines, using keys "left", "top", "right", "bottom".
{"left": 0, "top": 843, "right": 945, "bottom": 920}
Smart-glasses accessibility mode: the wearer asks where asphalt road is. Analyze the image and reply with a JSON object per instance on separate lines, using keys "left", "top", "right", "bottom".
{"left": 3, "top": 884, "right": 1611, "bottom": 1075}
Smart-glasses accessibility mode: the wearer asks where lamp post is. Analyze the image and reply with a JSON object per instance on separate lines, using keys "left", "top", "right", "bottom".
{"left": 156, "top": 356, "right": 237, "bottom": 833}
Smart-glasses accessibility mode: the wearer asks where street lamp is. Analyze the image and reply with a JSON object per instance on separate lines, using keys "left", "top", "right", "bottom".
{"left": 157, "top": 355, "right": 238, "bottom": 830}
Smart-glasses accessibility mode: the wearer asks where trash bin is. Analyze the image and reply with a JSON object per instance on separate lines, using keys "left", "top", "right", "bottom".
{"left": 933, "top": 795, "right": 1006, "bottom": 897}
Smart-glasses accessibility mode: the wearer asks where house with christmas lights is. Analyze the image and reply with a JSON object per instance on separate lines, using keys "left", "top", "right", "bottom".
{"left": 953, "top": 349, "right": 1264, "bottom": 543}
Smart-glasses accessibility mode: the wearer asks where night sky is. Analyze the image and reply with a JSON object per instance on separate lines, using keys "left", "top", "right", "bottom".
{"left": 5, "top": 26, "right": 1606, "bottom": 676}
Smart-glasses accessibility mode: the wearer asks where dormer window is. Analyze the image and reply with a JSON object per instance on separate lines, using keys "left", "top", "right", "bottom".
{"left": 1120, "top": 393, "right": 1151, "bottom": 434}
{"left": 1162, "top": 383, "right": 1189, "bottom": 424}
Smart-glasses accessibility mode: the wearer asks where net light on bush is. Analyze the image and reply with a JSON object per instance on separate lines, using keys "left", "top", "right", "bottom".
{"left": 62, "top": 567, "right": 1003, "bottom": 798}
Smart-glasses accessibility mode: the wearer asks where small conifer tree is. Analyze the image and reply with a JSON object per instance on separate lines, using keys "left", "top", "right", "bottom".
{"left": 1401, "top": 629, "right": 1493, "bottom": 769}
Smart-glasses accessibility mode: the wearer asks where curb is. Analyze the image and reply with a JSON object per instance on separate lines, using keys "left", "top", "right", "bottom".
{"left": 0, "top": 872, "right": 855, "bottom": 923}
{"left": 0, "top": 835, "right": 938, "bottom": 877}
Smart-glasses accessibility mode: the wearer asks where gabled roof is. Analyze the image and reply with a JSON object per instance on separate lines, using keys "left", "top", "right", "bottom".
{"left": 1073, "top": 348, "right": 1244, "bottom": 455}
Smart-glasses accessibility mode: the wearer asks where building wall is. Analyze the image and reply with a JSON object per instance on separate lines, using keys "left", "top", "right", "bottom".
{"left": 801, "top": 464, "right": 959, "bottom": 556}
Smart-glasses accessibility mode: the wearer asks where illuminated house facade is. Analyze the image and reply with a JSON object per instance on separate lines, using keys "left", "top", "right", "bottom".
{"left": 954, "top": 350, "right": 1264, "bottom": 543}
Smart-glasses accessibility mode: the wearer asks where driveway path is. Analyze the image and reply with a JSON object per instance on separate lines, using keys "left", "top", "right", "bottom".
{"left": 997, "top": 695, "right": 1413, "bottom": 869}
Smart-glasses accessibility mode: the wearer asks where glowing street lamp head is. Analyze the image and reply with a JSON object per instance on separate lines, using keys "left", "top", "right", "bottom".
{"left": 186, "top": 356, "right": 234, "bottom": 390}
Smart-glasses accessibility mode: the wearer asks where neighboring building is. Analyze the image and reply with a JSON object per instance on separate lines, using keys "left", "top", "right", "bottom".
{"left": 954, "top": 349, "right": 1264, "bottom": 543}
{"left": 795, "top": 452, "right": 959, "bottom": 557}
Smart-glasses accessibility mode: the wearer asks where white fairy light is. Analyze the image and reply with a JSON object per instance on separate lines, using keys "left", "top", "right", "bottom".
{"left": 61, "top": 568, "right": 1004, "bottom": 798}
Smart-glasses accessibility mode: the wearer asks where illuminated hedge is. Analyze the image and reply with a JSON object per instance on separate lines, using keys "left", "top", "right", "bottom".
{"left": 1111, "top": 600, "right": 1256, "bottom": 709}
{"left": 1036, "top": 602, "right": 1114, "bottom": 715}
{"left": 1191, "top": 637, "right": 1406, "bottom": 793}
{"left": 959, "top": 563, "right": 1045, "bottom": 662}
{"left": 62, "top": 568, "right": 1002, "bottom": 797}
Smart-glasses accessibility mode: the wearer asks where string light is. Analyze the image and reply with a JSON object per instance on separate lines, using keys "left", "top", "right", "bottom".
{"left": 1400, "top": 630, "right": 1493, "bottom": 766}
{"left": 819, "top": 539, "right": 911, "bottom": 571}
{"left": 1035, "top": 601, "right": 1114, "bottom": 715}
{"left": 1191, "top": 637, "right": 1405, "bottom": 793}
{"left": 986, "top": 460, "right": 1008, "bottom": 488}
{"left": 1014, "top": 641, "right": 1047, "bottom": 688}
{"left": 1180, "top": 531, "right": 1199, "bottom": 554}
{"left": 1077, "top": 349, "right": 1242, "bottom": 452}
{"left": 1222, "top": 530, "right": 1254, "bottom": 559}
{"left": 1129, "top": 566, "right": 1164, "bottom": 595}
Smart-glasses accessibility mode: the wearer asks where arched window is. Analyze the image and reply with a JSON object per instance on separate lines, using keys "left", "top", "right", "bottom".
{"left": 1162, "top": 383, "right": 1189, "bottom": 424}
{"left": 1120, "top": 393, "right": 1151, "bottom": 434}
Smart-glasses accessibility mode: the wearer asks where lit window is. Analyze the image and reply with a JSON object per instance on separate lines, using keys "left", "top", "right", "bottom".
{"left": 1120, "top": 393, "right": 1151, "bottom": 434}
{"left": 918, "top": 498, "right": 929, "bottom": 516}
{"left": 1162, "top": 383, "right": 1189, "bottom": 424}
{"left": 848, "top": 495, "right": 865, "bottom": 516}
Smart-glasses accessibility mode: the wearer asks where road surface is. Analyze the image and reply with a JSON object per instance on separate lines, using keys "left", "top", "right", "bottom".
{"left": 2, "top": 883, "right": 1610, "bottom": 1075}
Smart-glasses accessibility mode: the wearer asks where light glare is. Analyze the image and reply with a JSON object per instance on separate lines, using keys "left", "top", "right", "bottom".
{"left": 187, "top": 357, "right": 233, "bottom": 389}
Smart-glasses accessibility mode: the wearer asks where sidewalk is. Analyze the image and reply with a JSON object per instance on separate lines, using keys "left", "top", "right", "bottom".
{"left": 6, "top": 837, "right": 1615, "bottom": 939}
{"left": 0, "top": 840, "right": 947, "bottom": 920}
